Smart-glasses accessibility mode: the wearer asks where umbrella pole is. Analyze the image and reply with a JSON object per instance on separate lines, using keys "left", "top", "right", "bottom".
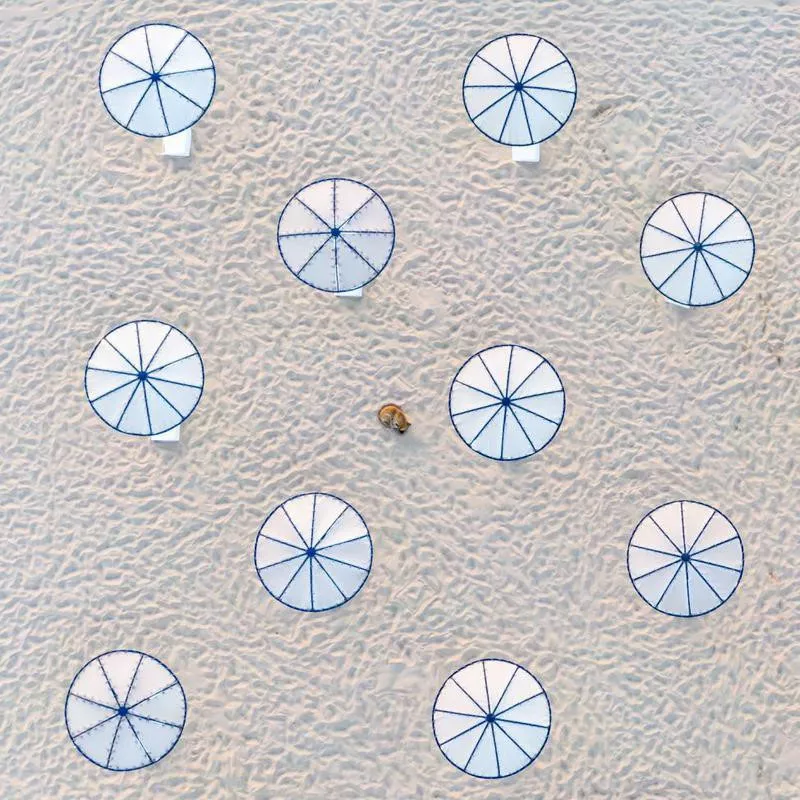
{"left": 162, "top": 129, "right": 192, "bottom": 157}
{"left": 512, "top": 143, "right": 540, "bottom": 162}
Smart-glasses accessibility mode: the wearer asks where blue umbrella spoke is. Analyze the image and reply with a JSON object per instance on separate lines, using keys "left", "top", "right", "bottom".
{"left": 122, "top": 655, "right": 144, "bottom": 707}
{"left": 157, "top": 32, "right": 189, "bottom": 73}
{"left": 654, "top": 562, "right": 685, "bottom": 609}
{"left": 647, "top": 223, "right": 693, "bottom": 245}
{"left": 509, "top": 401, "right": 559, "bottom": 426}
{"left": 115, "top": 381, "right": 142, "bottom": 428}
{"left": 508, "top": 360, "right": 546, "bottom": 399}
{"left": 295, "top": 197, "right": 333, "bottom": 229}
{"left": 102, "top": 77, "right": 152, "bottom": 95}
{"left": 313, "top": 556, "right": 348, "bottom": 601}
{"left": 476, "top": 353, "right": 506, "bottom": 397}
{"left": 699, "top": 209, "right": 736, "bottom": 244}
{"left": 436, "top": 709, "right": 485, "bottom": 720}
{"left": 105, "top": 718, "right": 124, "bottom": 768}
{"left": 451, "top": 400, "right": 502, "bottom": 417}
{"left": 279, "top": 505, "right": 310, "bottom": 548}
{"left": 338, "top": 192, "right": 376, "bottom": 229}
{"left": 643, "top": 245, "right": 695, "bottom": 258}
{"left": 87, "top": 367, "right": 138, "bottom": 377}
{"left": 495, "top": 690, "right": 544, "bottom": 718}
{"left": 71, "top": 693, "right": 117, "bottom": 711}
{"left": 690, "top": 556, "right": 741, "bottom": 574}
{"left": 633, "top": 558, "right": 682, "bottom": 582}
{"left": 630, "top": 543, "right": 684, "bottom": 559}
{"left": 339, "top": 236, "right": 380, "bottom": 275}
{"left": 259, "top": 552, "right": 306, "bottom": 570}
{"left": 493, "top": 719, "right": 534, "bottom": 759}
{"left": 467, "top": 405, "right": 503, "bottom": 446}
{"left": 90, "top": 376, "right": 139, "bottom": 404}
{"left": 159, "top": 78, "right": 204, "bottom": 110}
{"left": 463, "top": 722, "right": 490, "bottom": 770}
{"left": 648, "top": 518, "right": 684, "bottom": 554}
{"left": 490, "top": 666, "right": 518, "bottom": 715}
{"left": 147, "top": 375, "right": 202, "bottom": 390}
{"left": 454, "top": 379, "right": 502, "bottom": 402}
{"left": 316, "top": 552, "right": 369, "bottom": 572}
{"left": 142, "top": 327, "right": 173, "bottom": 372}
{"left": 73, "top": 712, "right": 119, "bottom": 739}
{"left": 522, "top": 58, "right": 567, "bottom": 86}
{"left": 127, "top": 681, "right": 178, "bottom": 712}
{"left": 489, "top": 721, "right": 502, "bottom": 776}
{"left": 260, "top": 534, "right": 306, "bottom": 552}
{"left": 110, "top": 51, "right": 151, "bottom": 77}
{"left": 147, "top": 351, "right": 198, "bottom": 375}
{"left": 690, "top": 535, "right": 739, "bottom": 559}
{"left": 124, "top": 82, "right": 154, "bottom": 127}
{"left": 521, "top": 88, "right": 562, "bottom": 125}
{"left": 670, "top": 200, "right": 697, "bottom": 242}
{"left": 685, "top": 511, "right": 716, "bottom": 554}
{"left": 472, "top": 88, "right": 515, "bottom": 121}
{"left": 439, "top": 719, "right": 486, "bottom": 747}
{"left": 315, "top": 533, "right": 369, "bottom": 553}
{"left": 703, "top": 249, "right": 750, "bottom": 275}
{"left": 105, "top": 338, "right": 141, "bottom": 373}
{"left": 511, "top": 388, "right": 563, "bottom": 402}
{"left": 475, "top": 53, "right": 515, "bottom": 84}
{"left": 507, "top": 406, "right": 537, "bottom": 453}
{"left": 518, "top": 38, "right": 542, "bottom": 84}
{"left": 277, "top": 556, "right": 309, "bottom": 600}
{"left": 452, "top": 677, "right": 488, "bottom": 714}
{"left": 685, "top": 558, "right": 692, "bottom": 615}
{"left": 142, "top": 26, "right": 156, "bottom": 72}
{"left": 153, "top": 81, "right": 171, "bottom": 135}
{"left": 311, "top": 506, "right": 349, "bottom": 549}
{"left": 125, "top": 717, "right": 155, "bottom": 763}
{"left": 656, "top": 250, "right": 696, "bottom": 289}
{"left": 295, "top": 235, "right": 333, "bottom": 277}
{"left": 687, "top": 561, "right": 724, "bottom": 602}
{"left": 525, "top": 85, "right": 575, "bottom": 94}
{"left": 498, "top": 93, "right": 517, "bottom": 142}
{"left": 505, "top": 37, "right": 519, "bottom": 82}
{"left": 144, "top": 379, "right": 184, "bottom": 422}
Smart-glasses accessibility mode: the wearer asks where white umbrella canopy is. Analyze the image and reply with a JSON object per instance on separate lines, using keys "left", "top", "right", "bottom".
{"left": 640, "top": 192, "right": 755, "bottom": 306}
{"left": 64, "top": 650, "right": 186, "bottom": 771}
{"left": 449, "top": 344, "right": 565, "bottom": 461}
{"left": 254, "top": 492, "right": 373, "bottom": 612}
{"left": 277, "top": 178, "right": 395, "bottom": 293}
{"left": 85, "top": 320, "right": 204, "bottom": 437}
{"left": 627, "top": 500, "right": 745, "bottom": 617}
{"left": 463, "top": 34, "right": 577, "bottom": 146}
{"left": 432, "top": 658, "right": 551, "bottom": 779}
{"left": 99, "top": 23, "right": 216, "bottom": 137}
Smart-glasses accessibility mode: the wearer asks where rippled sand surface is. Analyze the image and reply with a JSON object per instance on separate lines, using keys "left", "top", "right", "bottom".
{"left": 1, "top": 0, "right": 798, "bottom": 797}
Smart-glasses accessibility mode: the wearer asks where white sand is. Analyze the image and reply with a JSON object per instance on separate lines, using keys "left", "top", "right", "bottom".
{"left": 1, "top": 0, "right": 798, "bottom": 797}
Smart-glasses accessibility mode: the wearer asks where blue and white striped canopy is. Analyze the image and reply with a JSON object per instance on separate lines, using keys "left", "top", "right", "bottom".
{"left": 65, "top": 650, "right": 186, "bottom": 771}
{"left": 85, "top": 320, "right": 204, "bottom": 437}
{"left": 463, "top": 34, "right": 577, "bottom": 146}
{"left": 449, "top": 345, "right": 565, "bottom": 461}
{"left": 433, "top": 658, "right": 551, "bottom": 779}
{"left": 99, "top": 23, "right": 215, "bottom": 137}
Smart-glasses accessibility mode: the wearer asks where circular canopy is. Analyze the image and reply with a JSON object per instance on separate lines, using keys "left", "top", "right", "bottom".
{"left": 628, "top": 500, "right": 744, "bottom": 618}
{"left": 99, "top": 23, "right": 216, "bottom": 137}
{"left": 65, "top": 650, "right": 186, "bottom": 771}
{"left": 449, "top": 344, "right": 565, "bottom": 461}
{"left": 255, "top": 492, "right": 373, "bottom": 612}
{"left": 463, "top": 34, "right": 577, "bottom": 146}
{"left": 85, "top": 320, "right": 204, "bottom": 437}
{"left": 432, "top": 658, "right": 551, "bottom": 779}
{"left": 640, "top": 192, "right": 755, "bottom": 306}
{"left": 277, "top": 178, "right": 395, "bottom": 293}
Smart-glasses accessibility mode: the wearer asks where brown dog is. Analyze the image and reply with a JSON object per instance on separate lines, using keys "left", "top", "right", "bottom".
{"left": 378, "top": 404, "right": 411, "bottom": 434}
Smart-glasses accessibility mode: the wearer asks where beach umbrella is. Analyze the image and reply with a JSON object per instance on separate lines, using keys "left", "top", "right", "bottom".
{"left": 432, "top": 658, "right": 551, "bottom": 779}
{"left": 99, "top": 23, "right": 215, "bottom": 138}
{"left": 277, "top": 178, "right": 395, "bottom": 294}
{"left": 65, "top": 650, "right": 186, "bottom": 771}
{"left": 463, "top": 34, "right": 577, "bottom": 161}
{"left": 449, "top": 344, "right": 565, "bottom": 461}
{"left": 254, "top": 492, "right": 373, "bottom": 612}
{"left": 640, "top": 192, "right": 755, "bottom": 306}
{"left": 627, "top": 500, "right": 744, "bottom": 617}
{"left": 85, "top": 320, "right": 204, "bottom": 438}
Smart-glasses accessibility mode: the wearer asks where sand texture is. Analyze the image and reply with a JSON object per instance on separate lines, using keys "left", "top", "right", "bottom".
{"left": 1, "top": 0, "right": 798, "bottom": 797}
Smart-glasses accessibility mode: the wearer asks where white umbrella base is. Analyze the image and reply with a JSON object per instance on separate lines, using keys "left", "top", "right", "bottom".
{"left": 151, "top": 424, "right": 180, "bottom": 442}
{"left": 512, "top": 144, "right": 540, "bottom": 162}
{"left": 162, "top": 129, "right": 192, "bottom": 158}
{"left": 337, "top": 287, "right": 363, "bottom": 298}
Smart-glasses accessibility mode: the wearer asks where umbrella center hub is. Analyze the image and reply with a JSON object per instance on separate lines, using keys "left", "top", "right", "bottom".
{"left": 330, "top": 227, "right": 341, "bottom": 238}
{"left": 681, "top": 552, "right": 691, "bottom": 562}
{"left": 307, "top": 546, "right": 317, "bottom": 557}
{"left": 514, "top": 82, "right": 523, "bottom": 91}
{"left": 137, "top": 371, "right": 148, "bottom": 381}
{"left": 693, "top": 242, "right": 703, "bottom": 252}
{"left": 151, "top": 72, "right": 161, "bottom": 81}
{"left": 118, "top": 706, "right": 128, "bottom": 716}
{"left": 486, "top": 712, "right": 496, "bottom": 722}
{"left": 501, "top": 396, "right": 511, "bottom": 407}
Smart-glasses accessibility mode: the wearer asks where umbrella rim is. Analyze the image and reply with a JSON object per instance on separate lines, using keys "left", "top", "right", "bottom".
{"left": 98, "top": 22, "right": 217, "bottom": 139}
{"left": 276, "top": 177, "right": 396, "bottom": 294}
{"left": 626, "top": 499, "right": 745, "bottom": 618}
{"left": 254, "top": 491, "right": 374, "bottom": 613}
{"left": 431, "top": 656, "right": 552, "bottom": 779}
{"left": 64, "top": 648, "right": 187, "bottom": 772}
{"left": 84, "top": 318, "right": 205, "bottom": 437}
{"left": 448, "top": 343, "right": 566, "bottom": 462}
{"left": 462, "top": 32, "right": 578, "bottom": 147}
{"left": 639, "top": 191, "right": 756, "bottom": 308}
